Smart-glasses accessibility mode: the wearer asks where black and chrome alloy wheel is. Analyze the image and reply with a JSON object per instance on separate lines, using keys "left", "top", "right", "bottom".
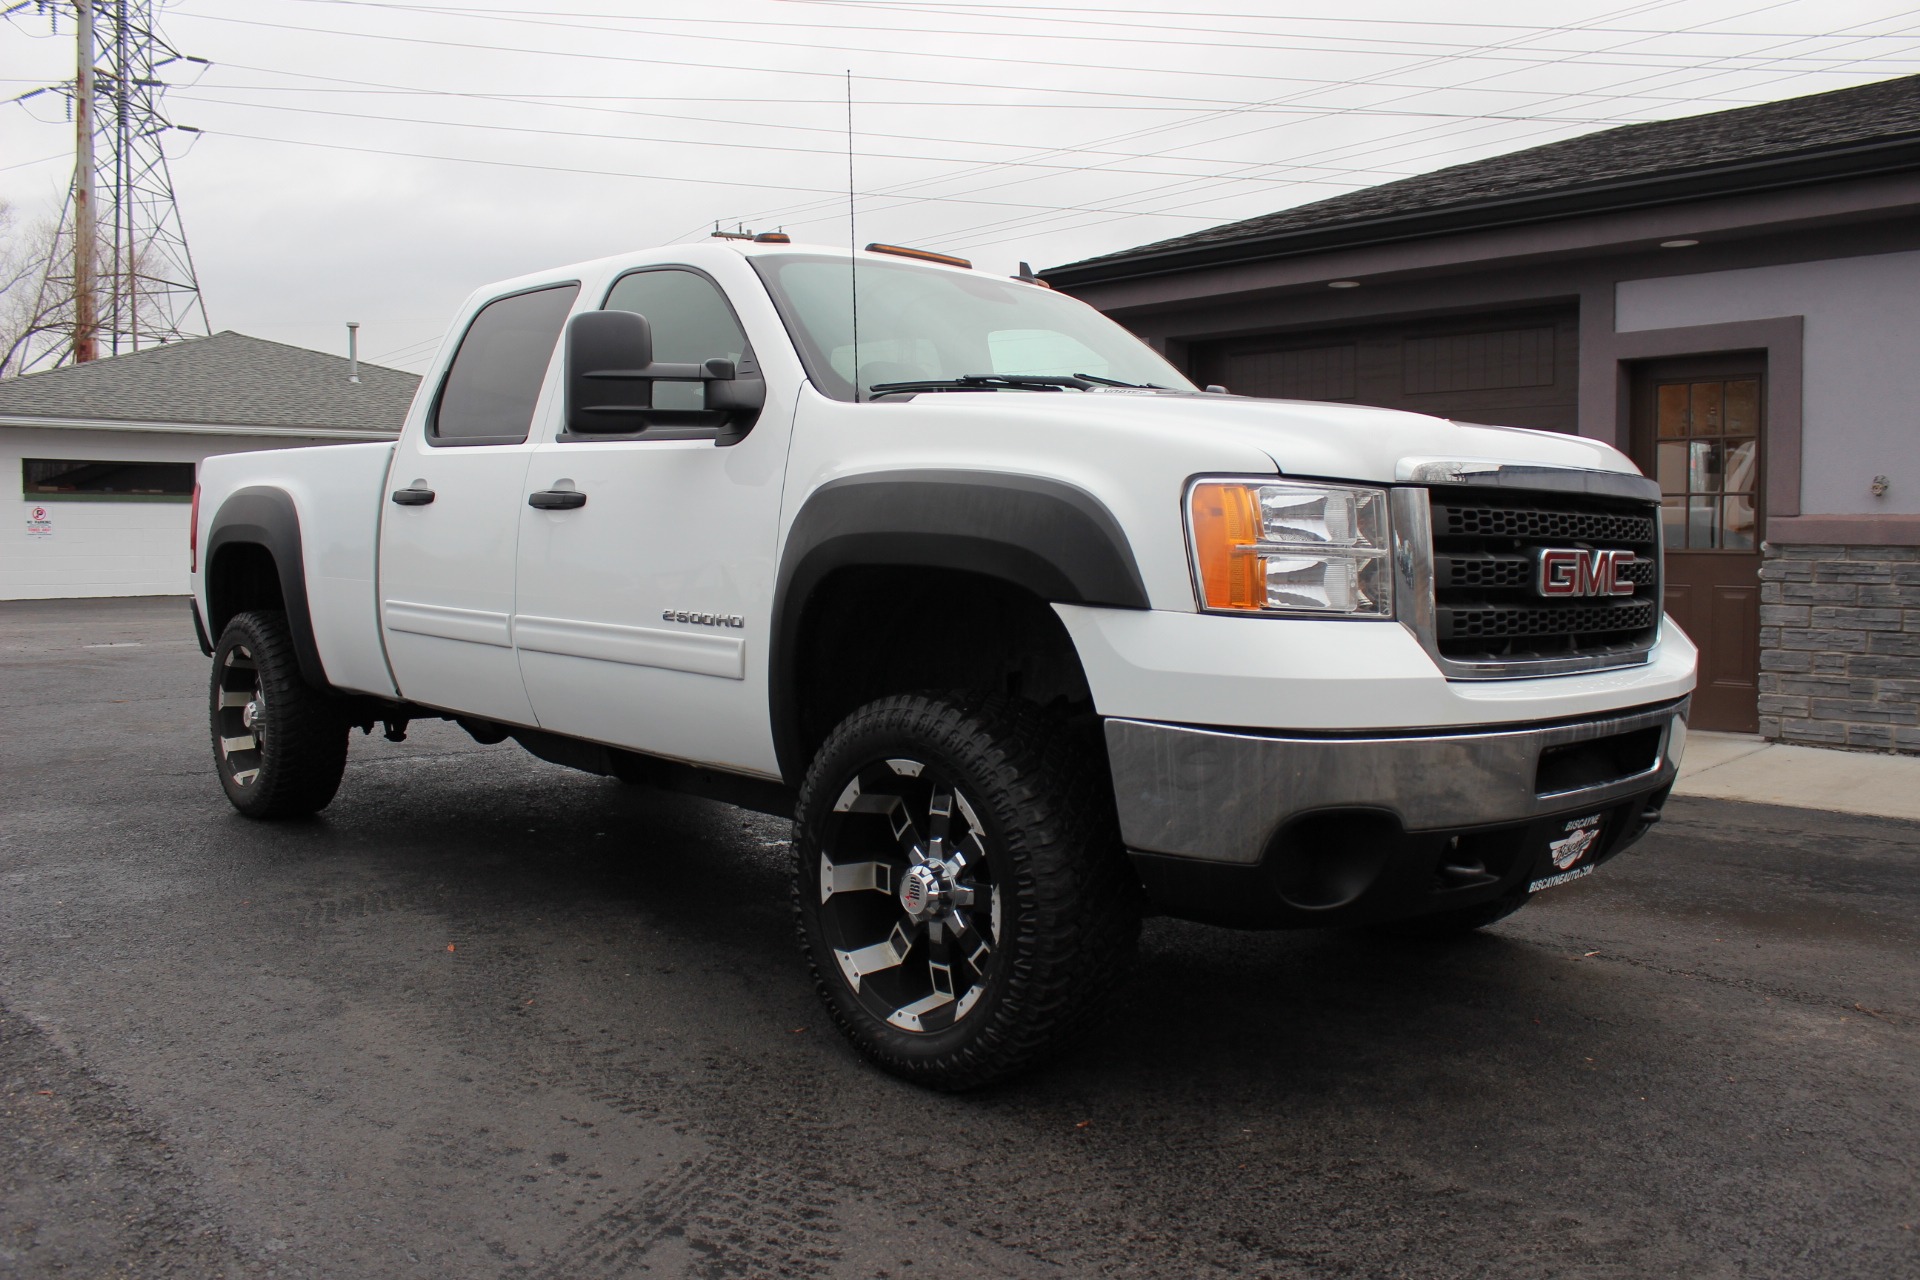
{"left": 208, "top": 610, "right": 349, "bottom": 820}
{"left": 214, "top": 642, "right": 269, "bottom": 790}
{"left": 795, "top": 693, "right": 1140, "bottom": 1090}
{"left": 815, "top": 756, "right": 1003, "bottom": 1035}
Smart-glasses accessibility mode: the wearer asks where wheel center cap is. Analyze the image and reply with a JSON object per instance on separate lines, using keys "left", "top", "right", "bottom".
{"left": 900, "top": 864, "right": 945, "bottom": 921}
{"left": 242, "top": 698, "right": 264, "bottom": 733}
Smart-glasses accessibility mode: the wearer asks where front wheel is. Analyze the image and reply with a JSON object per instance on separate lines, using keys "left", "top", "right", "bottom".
{"left": 210, "top": 610, "right": 349, "bottom": 819}
{"left": 794, "top": 693, "right": 1140, "bottom": 1091}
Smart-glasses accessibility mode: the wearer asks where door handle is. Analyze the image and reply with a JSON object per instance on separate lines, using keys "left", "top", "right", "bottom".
{"left": 390, "top": 487, "right": 435, "bottom": 506}
{"left": 528, "top": 489, "right": 587, "bottom": 510}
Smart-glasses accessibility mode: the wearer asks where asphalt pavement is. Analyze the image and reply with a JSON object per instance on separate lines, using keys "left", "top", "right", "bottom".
{"left": 2, "top": 596, "right": 1916, "bottom": 1279}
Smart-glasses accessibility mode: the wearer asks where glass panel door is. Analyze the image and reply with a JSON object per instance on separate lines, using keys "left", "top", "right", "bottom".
{"left": 1632, "top": 357, "right": 1765, "bottom": 734}
{"left": 1654, "top": 375, "right": 1761, "bottom": 552}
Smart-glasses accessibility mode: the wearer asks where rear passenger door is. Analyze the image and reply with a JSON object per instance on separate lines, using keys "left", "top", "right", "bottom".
{"left": 379, "top": 282, "right": 577, "bottom": 724}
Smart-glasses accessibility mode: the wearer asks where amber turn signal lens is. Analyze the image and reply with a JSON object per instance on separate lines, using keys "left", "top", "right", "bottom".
{"left": 1189, "top": 482, "right": 1264, "bottom": 609}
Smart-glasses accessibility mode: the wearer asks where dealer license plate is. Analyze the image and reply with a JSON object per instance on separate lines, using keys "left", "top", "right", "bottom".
{"left": 1527, "top": 812, "right": 1606, "bottom": 894}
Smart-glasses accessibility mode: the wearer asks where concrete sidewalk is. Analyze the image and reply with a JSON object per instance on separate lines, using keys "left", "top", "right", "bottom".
{"left": 1674, "top": 730, "right": 1920, "bottom": 821}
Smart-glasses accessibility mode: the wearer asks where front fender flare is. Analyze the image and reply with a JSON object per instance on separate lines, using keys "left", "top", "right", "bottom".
{"left": 769, "top": 470, "right": 1148, "bottom": 780}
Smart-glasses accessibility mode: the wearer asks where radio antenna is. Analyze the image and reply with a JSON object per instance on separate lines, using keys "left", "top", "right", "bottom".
{"left": 846, "top": 70, "right": 860, "bottom": 402}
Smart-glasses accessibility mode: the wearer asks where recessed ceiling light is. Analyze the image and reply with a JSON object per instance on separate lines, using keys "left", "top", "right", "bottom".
{"left": 1661, "top": 239, "right": 1700, "bottom": 248}
{"left": 1328, "top": 279, "right": 1361, "bottom": 288}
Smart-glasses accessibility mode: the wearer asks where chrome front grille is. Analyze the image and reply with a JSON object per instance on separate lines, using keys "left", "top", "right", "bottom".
{"left": 1390, "top": 470, "right": 1664, "bottom": 680}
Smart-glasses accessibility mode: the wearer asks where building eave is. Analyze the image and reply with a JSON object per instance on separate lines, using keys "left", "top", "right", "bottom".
{"left": 0, "top": 413, "right": 398, "bottom": 441}
{"left": 1042, "top": 134, "right": 1920, "bottom": 290}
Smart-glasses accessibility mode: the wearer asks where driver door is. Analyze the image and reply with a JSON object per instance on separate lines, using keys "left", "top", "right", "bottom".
{"left": 512, "top": 267, "right": 790, "bottom": 775}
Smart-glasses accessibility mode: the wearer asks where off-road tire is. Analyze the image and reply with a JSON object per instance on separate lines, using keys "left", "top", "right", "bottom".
{"left": 209, "top": 610, "right": 349, "bottom": 819}
{"left": 794, "top": 693, "right": 1140, "bottom": 1091}
{"left": 1369, "top": 887, "right": 1530, "bottom": 939}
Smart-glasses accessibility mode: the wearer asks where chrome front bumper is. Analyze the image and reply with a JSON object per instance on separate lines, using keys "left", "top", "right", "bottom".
{"left": 1104, "top": 698, "right": 1688, "bottom": 867}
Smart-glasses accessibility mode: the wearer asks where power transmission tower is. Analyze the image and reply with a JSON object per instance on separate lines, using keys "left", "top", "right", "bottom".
{"left": 6, "top": 0, "right": 211, "bottom": 372}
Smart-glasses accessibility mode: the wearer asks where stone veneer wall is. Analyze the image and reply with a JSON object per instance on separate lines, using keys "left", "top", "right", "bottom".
{"left": 1758, "top": 544, "right": 1920, "bottom": 751}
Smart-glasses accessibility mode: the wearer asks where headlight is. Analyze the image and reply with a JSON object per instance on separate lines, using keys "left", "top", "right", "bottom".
{"left": 1187, "top": 478, "right": 1393, "bottom": 617}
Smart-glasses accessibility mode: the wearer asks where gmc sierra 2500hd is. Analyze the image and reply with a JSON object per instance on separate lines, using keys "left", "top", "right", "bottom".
{"left": 191, "top": 237, "right": 1696, "bottom": 1089}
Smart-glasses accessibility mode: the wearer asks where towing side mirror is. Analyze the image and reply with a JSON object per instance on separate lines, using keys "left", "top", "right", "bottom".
{"left": 566, "top": 310, "right": 655, "bottom": 436}
{"left": 565, "top": 310, "right": 765, "bottom": 444}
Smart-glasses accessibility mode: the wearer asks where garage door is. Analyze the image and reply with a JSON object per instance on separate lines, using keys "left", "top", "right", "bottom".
{"left": 1190, "top": 307, "right": 1580, "bottom": 433}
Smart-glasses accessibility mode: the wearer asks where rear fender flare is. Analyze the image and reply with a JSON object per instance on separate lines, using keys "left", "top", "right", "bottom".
{"left": 204, "top": 486, "right": 329, "bottom": 689}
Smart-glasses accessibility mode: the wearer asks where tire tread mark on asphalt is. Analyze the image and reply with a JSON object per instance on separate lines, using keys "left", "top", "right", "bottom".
{"left": 517, "top": 1044, "right": 843, "bottom": 1278}
{"left": 266, "top": 865, "right": 848, "bottom": 1278}
{"left": 264, "top": 888, "right": 444, "bottom": 929}
{"left": 0, "top": 1004, "right": 252, "bottom": 1278}
{"left": 1527, "top": 937, "right": 1919, "bottom": 1029}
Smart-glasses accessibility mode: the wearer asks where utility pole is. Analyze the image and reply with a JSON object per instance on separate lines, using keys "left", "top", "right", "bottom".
{"left": 6, "top": 0, "right": 209, "bottom": 373}
{"left": 111, "top": 0, "right": 132, "bottom": 352}
{"left": 72, "top": 0, "right": 98, "bottom": 364}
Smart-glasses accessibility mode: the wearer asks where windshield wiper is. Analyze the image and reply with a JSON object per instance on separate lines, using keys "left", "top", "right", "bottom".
{"left": 1072, "top": 372, "right": 1161, "bottom": 389}
{"left": 867, "top": 373, "right": 1095, "bottom": 398}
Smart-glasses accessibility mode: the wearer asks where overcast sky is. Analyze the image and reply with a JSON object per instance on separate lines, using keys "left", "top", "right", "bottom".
{"left": 4, "top": 0, "right": 1917, "bottom": 372}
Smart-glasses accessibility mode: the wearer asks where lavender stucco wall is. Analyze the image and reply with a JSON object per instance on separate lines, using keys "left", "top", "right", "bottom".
{"left": 1615, "top": 249, "right": 1920, "bottom": 519}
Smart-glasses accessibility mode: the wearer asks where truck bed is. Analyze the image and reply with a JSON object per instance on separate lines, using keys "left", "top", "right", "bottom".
{"left": 195, "top": 441, "right": 399, "bottom": 698}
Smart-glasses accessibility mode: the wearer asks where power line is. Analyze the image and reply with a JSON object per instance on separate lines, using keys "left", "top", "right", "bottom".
{"left": 919, "top": 0, "right": 1919, "bottom": 244}
{"left": 160, "top": 0, "right": 1916, "bottom": 248}
{"left": 172, "top": 49, "right": 1774, "bottom": 214}
{"left": 720, "top": 0, "right": 1698, "bottom": 240}
{"left": 788, "top": 0, "right": 1920, "bottom": 41}
{"left": 364, "top": 333, "right": 444, "bottom": 364}
{"left": 937, "top": 4, "right": 1920, "bottom": 252}
{"left": 810, "top": 0, "right": 1879, "bottom": 249}
{"left": 167, "top": 6, "right": 1798, "bottom": 112}
{"left": 180, "top": 77, "right": 1646, "bottom": 127}
{"left": 188, "top": 61, "right": 1449, "bottom": 188}
{"left": 169, "top": 91, "right": 1641, "bottom": 187}
{"left": 267, "top": 0, "right": 1920, "bottom": 70}
{"left": 0, "top": 149, "right": 69, "bottom": 171}
{"left": 200, "top": 127, "right": 1238, "bottom": 220}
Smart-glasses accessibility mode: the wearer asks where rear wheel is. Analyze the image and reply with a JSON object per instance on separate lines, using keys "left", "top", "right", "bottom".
{"left": 794, "top": 693, "right": 1139, "bottom": 1090}
{"left": 210, "top": 610, "right": 349, "bottom": 819}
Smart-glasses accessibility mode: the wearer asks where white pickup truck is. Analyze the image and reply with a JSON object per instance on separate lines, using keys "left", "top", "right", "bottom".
{"left": 191, "top": 237, "right": 1696, "bottom": 1089}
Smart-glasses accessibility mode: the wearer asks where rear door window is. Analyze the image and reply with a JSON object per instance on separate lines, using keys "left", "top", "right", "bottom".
{"left": 431, "top": 283, "right": 580, "bottom": 444}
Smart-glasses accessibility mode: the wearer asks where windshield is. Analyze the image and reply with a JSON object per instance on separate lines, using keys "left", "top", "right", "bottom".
{"left": 750, "top": 252, "right": 1195, "bottom": 401}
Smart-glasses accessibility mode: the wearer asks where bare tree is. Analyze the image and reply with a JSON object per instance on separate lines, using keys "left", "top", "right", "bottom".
{"left": 0, "top": 200, "right": 69, "bottom": 379}
{"left": 1, "top": 197, "right": 184, "bottom": 377}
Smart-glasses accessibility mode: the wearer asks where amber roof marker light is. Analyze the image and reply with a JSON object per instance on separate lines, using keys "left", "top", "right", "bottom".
{"left": 709, "top": 227, "right": 788, "bottom": 242}
{"left": 865, "top": 242, "right": 973, "bottom": 269}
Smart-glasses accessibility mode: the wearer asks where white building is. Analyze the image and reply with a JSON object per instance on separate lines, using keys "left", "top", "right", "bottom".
{"left": 1, "top": 331, "right": 416, "bottom": 600}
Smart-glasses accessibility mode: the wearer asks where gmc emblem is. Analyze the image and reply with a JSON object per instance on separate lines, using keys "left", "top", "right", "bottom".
{"left": 1533, "top": 548, "right": 1638, "bottom": 598}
